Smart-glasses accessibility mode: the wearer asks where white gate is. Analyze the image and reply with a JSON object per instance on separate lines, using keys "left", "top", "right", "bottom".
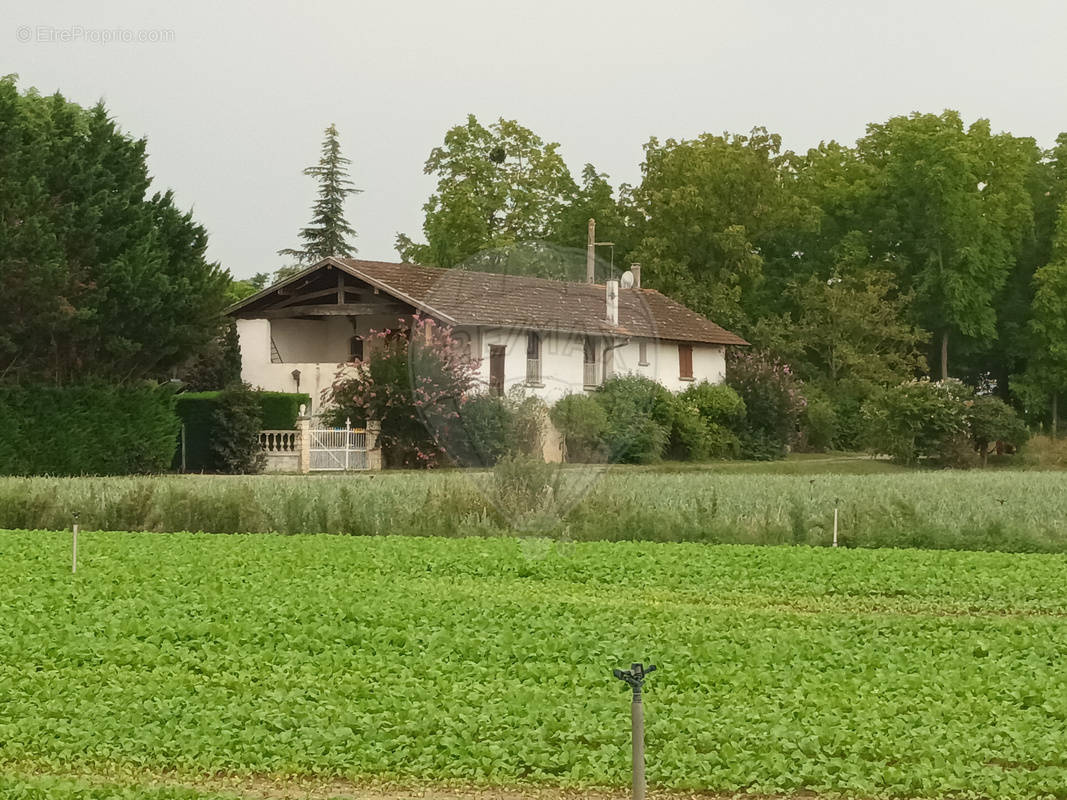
{"left": 309, "top": 420, "right": 368, "bottom": 471}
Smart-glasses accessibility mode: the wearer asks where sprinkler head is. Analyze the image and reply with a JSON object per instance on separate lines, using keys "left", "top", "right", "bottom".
{"left": 613, "top": 662, "right": 657, "bottom": 691}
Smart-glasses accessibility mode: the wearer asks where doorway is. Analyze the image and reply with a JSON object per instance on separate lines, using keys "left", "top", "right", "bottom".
{"left": 489, "top": 345, "right": 505, "bottom": 396}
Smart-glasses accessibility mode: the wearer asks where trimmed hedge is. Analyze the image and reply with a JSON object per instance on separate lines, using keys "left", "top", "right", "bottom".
{"left": 257, "top": 391, "right": 310, "bottom": 429}
{"left": 175, "top": 389, "right": 308, "bottom": 472}
{"left": 0, "top": 383, "right": 179, "bottom": 475}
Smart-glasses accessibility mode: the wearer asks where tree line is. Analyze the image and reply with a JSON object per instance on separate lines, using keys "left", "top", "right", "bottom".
{"left": 4, "top": 70, "right": 1066, "bottom": 439}
{"left": 393, "top": 113, "right": 1067, "bottom": 432}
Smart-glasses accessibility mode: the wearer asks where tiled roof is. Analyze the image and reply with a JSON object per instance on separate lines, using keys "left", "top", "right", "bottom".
{"left": 333, "top": 259, "right": 748, "bottom": 346}
{"left": 230, "top": 258, "right": 748, "bottom": 346}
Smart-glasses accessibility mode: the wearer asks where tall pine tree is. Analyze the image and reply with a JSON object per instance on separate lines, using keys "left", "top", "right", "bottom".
{"left": 279, "top": 124, "right": 360, "bottom": 264}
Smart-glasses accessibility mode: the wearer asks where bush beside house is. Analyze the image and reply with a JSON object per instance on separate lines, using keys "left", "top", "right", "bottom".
{"left": 447, "top": 391, "right": 547, "bottom": 467}
{"left": 726, "top": 351, "right": 807, "bottom": 460}
{"left": 175, "top": 387, "right": 308, "bottom": 472}
{"left": 550, "top": 394, "right": 610, "bottom": 463}
{"left": 0, "top": 383, "right": 178, "bottom": 476}
{"left": 550, "top": 377, "right": 747, "bottom": 465}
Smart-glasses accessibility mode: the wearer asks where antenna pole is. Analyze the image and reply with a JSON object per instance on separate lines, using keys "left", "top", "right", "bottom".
{"left": 586, "top": 218, "right": 596, "bottom": 283}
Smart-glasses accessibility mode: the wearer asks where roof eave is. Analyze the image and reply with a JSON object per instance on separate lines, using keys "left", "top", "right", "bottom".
{"left": 329, "top": 257, "right": 458, "bottom": 325}
{"left": 224, "top": 260, "right": 333, "bottom": 316}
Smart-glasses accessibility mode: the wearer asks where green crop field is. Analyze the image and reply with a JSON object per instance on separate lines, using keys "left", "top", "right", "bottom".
{"left": 3, "top": 530, "right": 1067, "bottom": 798}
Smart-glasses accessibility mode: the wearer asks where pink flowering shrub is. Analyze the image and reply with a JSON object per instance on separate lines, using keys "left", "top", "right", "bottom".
{"left": 726, "top": 350, "right": 807, "bottom": 460}
{"left": 323, "top": 314, "right": 480, "bottom": 468}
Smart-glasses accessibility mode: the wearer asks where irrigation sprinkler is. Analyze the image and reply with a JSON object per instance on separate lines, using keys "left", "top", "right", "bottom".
{"left": 72, "top": 512, "right": 80, "bottom": 573}
{"left": 613, "top": 662, "right": 657, "bottom": 800}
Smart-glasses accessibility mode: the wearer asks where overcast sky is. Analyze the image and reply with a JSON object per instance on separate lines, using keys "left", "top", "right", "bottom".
{"left": 9, "top": 0, "right": 1067, "bottom": 279}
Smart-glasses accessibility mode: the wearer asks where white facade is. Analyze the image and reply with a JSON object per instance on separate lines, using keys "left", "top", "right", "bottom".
{"left": 464, "top": 326, "right": 725, "bottom": 404}
{"left": 238, "top": 314, "right": 727, "bottom": 418}
{"left": 236, "top": 318, "right": 352, "bottom": 414}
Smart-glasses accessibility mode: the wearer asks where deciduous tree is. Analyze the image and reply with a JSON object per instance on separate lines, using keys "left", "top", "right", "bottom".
{"left": 857, "top": 112, "right": 1035, "bottom": 378}
{"left": 1020, "top": 204, "right": 1067, "bottom": 433}
{"left": 397, "top": 115, "right": 577, "bottom": 268}
{"left": 627, "top": 128, "right": 817, "bottom": 332}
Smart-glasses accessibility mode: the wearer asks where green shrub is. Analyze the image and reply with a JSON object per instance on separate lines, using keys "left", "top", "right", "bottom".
{"left": 862, "top": 379, "right": 971, "bottom": 465}
{"left": 800, "top": 392, "right": 838, "bottom": 452}
{"left": 175, "top": 388, "right": 307, "bottom": 472}
{"left": 0, "top": 383, "right": 178, "bottom": 475}
{"left": 210, "top": 384, "right": 266, "bottom": 474}
{"left": 968, "top": 395, "right": 1029, "bottom": 464}
{"left": 550, "top": 394, "right": 610, "bottom": 463}
{"left": 664, "top": 401, "right": 709, "bottom": 461}
{"left": 726, "top": 351, "right": 806, "bottom": 460}
{"left": 676, "top": 382, "right": 745, "bottom": 460}
{"left": 257, "top": 392, "right": 310, "bottom": 429}
{"left": 825, "top": 381, "right": 871, "bottom": 451}
{"left": 679, "top": 381, "right": 746, "bottom": 427}
{"left": 444, "top": 390, "right": 546, "bottom": 467}
{"left": 594, "top": 375, "right": 671, "bottom": 463}
{"left": 451, "top": 395, "right": 512, "bottom": 467}
{"left": 506, "top": 392, "right": 548, "bottom": 459}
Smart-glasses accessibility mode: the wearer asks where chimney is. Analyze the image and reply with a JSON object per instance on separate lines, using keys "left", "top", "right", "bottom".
{"left": 606, "top": 279, "right": 619, "bottom": 326}
{"left": 630, "top": 263, "right": 641, "bottom": 288}
{"left": 586, "top": 218, "right": 596, "bottom": 283}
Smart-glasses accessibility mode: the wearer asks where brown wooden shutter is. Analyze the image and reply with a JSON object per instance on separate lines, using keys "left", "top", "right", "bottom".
{"left": 489, "top": 345, "right": 506, "bottom": 396}
{"left": 679, "top": 343, "right": 693, "bottom": 379}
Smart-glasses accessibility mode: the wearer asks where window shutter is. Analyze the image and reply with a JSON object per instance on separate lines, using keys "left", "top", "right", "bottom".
{"left": 679, "top": 344, "right": 693, "bottom": 378}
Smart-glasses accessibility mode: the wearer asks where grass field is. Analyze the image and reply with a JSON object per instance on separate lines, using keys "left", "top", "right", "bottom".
{"left": 3, "top": 463, "right": 1067, "bottom": 552}
{"left": 3, "top": 530, "right": 1067, "bottom": 798}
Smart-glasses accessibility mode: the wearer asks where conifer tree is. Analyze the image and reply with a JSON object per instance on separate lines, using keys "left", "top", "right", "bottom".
{"left": 279, "top": 124, "right": 360, "bottom": 263}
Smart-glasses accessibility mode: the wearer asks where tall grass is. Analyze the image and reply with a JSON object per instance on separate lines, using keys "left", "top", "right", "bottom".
{"left": 3, "top": 468, "right": 1067, "bottom": 553}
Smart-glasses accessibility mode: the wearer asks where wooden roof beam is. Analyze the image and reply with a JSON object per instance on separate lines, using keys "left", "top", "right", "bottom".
{"left": 272, "top": 287, "right": 363, "bottom": 309}
{"left": 242, "top": 302, "right": 411, "bottom": 319}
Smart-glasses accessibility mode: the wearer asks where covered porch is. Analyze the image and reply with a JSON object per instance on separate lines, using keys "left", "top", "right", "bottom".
{"left": 231, "top": 262, "right": 418, "bottom": 414}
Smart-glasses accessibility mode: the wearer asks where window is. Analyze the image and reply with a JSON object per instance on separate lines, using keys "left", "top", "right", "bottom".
{"left": 678, "top": 343, "right": 694, "bottom": 380}
{"left": 583, "top": 337, "right": 599, "bottom": 388}
{"left": 638, "top": 341, "right": 648, "bottom": 366}
{"left": 526, "top": 332, "right": 542, "bottom": 385}
{"left": 349, "top": 335, "right": 364, "bottom": 362}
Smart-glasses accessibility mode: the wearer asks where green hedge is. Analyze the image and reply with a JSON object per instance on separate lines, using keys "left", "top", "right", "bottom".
{"left": 175, "top": 390, "right": 308, "bottom": 472}
{"left": 257, "top": 391, "right": 310, "bottom": 429}
{"left": 0, "top": 383, "right": 179, "bottom": 475}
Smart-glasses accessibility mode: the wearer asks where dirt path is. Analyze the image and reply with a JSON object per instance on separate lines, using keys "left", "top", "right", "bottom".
{"left": 9, "top": 767, "right": 802, "bottom": 800}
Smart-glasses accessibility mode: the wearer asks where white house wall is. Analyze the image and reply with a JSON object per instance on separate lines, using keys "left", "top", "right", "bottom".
{"left": 468, "top": 327, "right": 727, "bottom": 404}
{"left": 269, "top": 317, "right": 351, "bottom": 363}
{"left": 236, "top": 318, "right": 354, "bottom": 415}
{"left": 238, "top": 315, "right": 729, "bottom": 419}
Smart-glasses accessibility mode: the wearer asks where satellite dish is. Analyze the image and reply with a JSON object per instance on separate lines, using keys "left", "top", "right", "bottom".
{"left": 620, "top": 270, "right": 635, "bottom": 289}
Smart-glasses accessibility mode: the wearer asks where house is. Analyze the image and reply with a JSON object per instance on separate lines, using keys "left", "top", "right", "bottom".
{"left": 227, "top": 257, "right": 748, "bottom": 417}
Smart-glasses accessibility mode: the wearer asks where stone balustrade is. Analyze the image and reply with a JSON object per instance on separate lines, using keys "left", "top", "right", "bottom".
{"left": 259, "top": 410, "right": 382, "bottom": 473}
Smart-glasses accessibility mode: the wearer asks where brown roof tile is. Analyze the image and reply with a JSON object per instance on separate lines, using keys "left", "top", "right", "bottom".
{"left": 230, "top": 258, "right": 748, "bottom": 347}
